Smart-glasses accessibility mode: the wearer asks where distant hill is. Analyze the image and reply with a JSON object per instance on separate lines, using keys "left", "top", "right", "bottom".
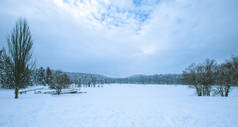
{"left": 66, "top": 72, "right": 182, "bottom": 84}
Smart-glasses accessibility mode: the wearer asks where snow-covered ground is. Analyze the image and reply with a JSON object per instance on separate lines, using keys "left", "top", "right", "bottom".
{"left": 0, "top": 84, "right": 238, "bottom": 127}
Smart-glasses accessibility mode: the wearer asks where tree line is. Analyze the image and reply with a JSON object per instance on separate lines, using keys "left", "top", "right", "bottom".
{"left": 0, "top": 60, "right": 72, "bottom": 95}
{"left": 182, "top": 57, "right": 238, "bottom": 97}
{"left": 69, "top": 73, "right": 183, "bottom": 85}
{"left": 112, "top": 74, "right": 182, "bottom": 84}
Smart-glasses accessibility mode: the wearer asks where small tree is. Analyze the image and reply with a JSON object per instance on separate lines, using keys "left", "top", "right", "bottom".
{"left": 45, "top": 66, "right": 53, "bottom": 85}
{"left": 182, "top": 59, "right": 217, "bottom": 96}
{"left": 230, "top": 56, "right": 238, "bottom": 86}
{"left": 0, "top": 49, "right": 2, "bottom": 64}
{"left": 215, "top": 56, "right": 238, "bottom": 97}
{"left": 37, "top": 67, "right": 46, "bottom": 85}
{"left": 182, "top": 63, "right": 203, "bottom": 96}
{"left": 215, "top": 64, "right": 231, "bottom": 96}
{"left": 7, "top": 18, "right": 34, "bottom": 99}
{"left": 0, "top": 49, "right": 15, "bottom": 88}
{"left": 52, "top": 71, "right": 71, "bottom": 95}
{"left": 61, "top": 73, "right": 71, "bottom": 88}
{"left": 200, "top": 59, "right": 217, "bottom": 96}
{"left": 92, "top": 77, "right": 96, "bottom": 87}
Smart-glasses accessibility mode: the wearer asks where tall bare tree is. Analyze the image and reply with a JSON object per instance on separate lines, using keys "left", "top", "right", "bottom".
{"left": 7, "top": 18, "right": 33, "bottom": 99}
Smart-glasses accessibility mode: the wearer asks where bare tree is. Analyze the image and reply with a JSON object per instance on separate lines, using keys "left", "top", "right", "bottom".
{"left": 215, "top": 63, "right": 231, "bottom": 96}
{"left": 182, "top": 63, "right": 202, "bottom": 96}
{"left": 51, "top": 71, "right": 71, "bottom": 95}
{"left": 200, "top": 59, "right": 217, "bottom": 96}
{"left": 0, "top": 49, "right": 2, "bottom": 63}
{"left": 215, "top": 56, "right": 238, "bottom": 97}
{"left": 182, "top": 59, "right": 217, "bottom": 96}
{"left": 230, "top": 56, "right": 238, "bottom": 86}
{"left": 7, "top": 18, "right": 33, "bottom": 99}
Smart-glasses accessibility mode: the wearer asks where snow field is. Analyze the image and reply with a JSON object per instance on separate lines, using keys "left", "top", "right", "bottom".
{"left": 0, "top": 84, "right": 238, "bottom": 127}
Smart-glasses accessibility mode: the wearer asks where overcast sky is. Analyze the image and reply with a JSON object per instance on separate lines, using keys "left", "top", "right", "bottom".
{"left": 0, "top": 0, "right": 237, "bottom": 77}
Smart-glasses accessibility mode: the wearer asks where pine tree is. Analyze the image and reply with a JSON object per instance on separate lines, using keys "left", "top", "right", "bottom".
{"left": 37, "top": 67, "right": 46, "bottom": 85}
{"left": 45, "top": 67, "right": 53, "bottom": 85}
{"left": 0, "top": 49, "right": 15, "bottom": 89}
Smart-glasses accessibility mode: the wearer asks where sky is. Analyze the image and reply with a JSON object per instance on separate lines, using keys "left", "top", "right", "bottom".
{"left": 0, "top": 0, "right": 238, "bottom": 77}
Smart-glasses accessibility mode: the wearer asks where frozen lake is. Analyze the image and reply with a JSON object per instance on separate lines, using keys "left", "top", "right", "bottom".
{"left": 0, "top": 84, "right": 238, "bottom": 127}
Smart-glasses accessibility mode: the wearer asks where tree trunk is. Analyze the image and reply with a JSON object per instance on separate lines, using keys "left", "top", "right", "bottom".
{"left": 202, "top": 86, "right": 205, "bottom": 96}
{"left": 220, "top": 87, "right": 224, "bottom": 97}
{"left": 15, "top": 87, "right": 19, "bottom": 99}
{"left": 225, "top": 85, "right": 230, "bottom": 97}
{"left": 207, "top": 86, "right": 210, "bottom": 96}
{"left": 195, "top": 85, "right": 202, "bottom": 96}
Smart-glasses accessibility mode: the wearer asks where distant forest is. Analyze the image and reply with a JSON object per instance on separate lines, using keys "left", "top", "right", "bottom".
{"left": 67, "top": 73, "right": 183, "bottom": 85}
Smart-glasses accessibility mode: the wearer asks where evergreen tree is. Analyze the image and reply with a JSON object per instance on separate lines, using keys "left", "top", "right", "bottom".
{"left": 45, "top": 67, "right": 53, "bottom": 85}
{"left": 37, "top": 67, "right": 46, "bottom": 85}
{"left": 0, "top": 49, "right": 15, "bottom": 89}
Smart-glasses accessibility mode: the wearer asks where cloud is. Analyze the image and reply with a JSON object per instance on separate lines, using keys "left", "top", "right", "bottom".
{"left": 52, "top": 0, "right": 160, "bottom": 30}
